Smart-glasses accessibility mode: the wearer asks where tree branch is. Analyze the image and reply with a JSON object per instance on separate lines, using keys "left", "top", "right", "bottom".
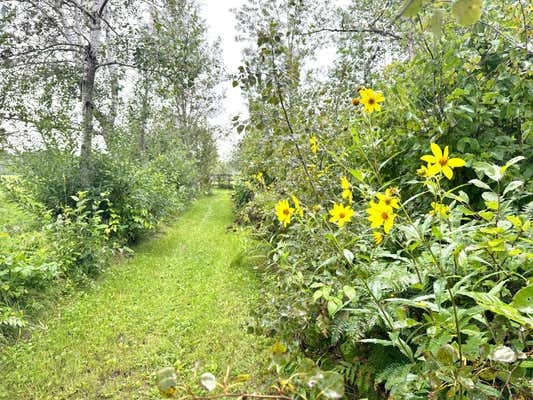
{"left": 304, "top": 26, "right": 401, "bottom": 40}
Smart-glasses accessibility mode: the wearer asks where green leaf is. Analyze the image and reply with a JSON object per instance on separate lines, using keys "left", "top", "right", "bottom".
{"left": 156, "top": 368, "right": 178, "bottom": 398}
{"left": 343, "top": 285, "right": 356, "bottom": 300}
{"left": 200, "top": 372, "right": 217, "bottom": 392}
{"left": 327, "top": 297, "right": 342, "bottom": 316}
{"left": 437, "top": 344, "right": 458, "bottom": 364}
{"left": 469, "top": 179, "right": 491, "bottom": 190}
{"left": 358, "top": 338, "right": 393, "bottom": 346}
{"left": 463, "top": 292, "right": 533, "bottom": 327}
{"left": 503, "top": 180, "right": 523, "bottom": 196}
{"left": 400, "top": 0, "right": 422, "bottom": 18}
{"left": 451, "top": 0, "right": 483, "bottom": 26}
{"left": 343, "top": 249, "right": 354, "bottom": 264}
{"left": 511, "top": 286, "right": 533, "bottom": 314}
{"left": 429, "top": 10, "right": 444, "bottom": 39}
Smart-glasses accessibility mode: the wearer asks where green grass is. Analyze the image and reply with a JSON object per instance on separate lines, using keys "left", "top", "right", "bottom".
{"left": 0, "top": 189, "right": 33, "bottom": 233}
{"left": 0, "top": 191, "right": 270, "bottom": 399}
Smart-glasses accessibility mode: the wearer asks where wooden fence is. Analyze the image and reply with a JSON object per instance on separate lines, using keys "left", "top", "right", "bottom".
{"left": 211, "top": 173, "right": 235, "bottom": 189}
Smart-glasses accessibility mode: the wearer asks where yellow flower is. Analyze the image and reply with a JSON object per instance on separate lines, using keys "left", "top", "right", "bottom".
{"left": 373, "top": 231, "right": 383, "bottom": 245}
{"left": 291, "top": 195, "right": 304, "bottom": 217}
{"left": 429, "top": 202, "right": 450, "bottom": 218}
{"left": 352, "top": 97, "right": 360, "bottom": 106}
{"left": 420, "top": 143, "right": 466, "bottom": 180}
{"left": 376, "top": 189, "right": 400, "bottom": 209}
{"left": 417, "top": 164, "right": 430, "bottom": 178}
{"left": 329, "top": 203, "right": 355, "bottom": 228}
{"left": 310, "top": 136, "right": 318, "bottom": 154}
{"left": 275, "top": 199, "right": 294, "bottom": 227}
{"left": 341, "top": 176, "right": 350, "bottom": 190}
{"left": 341, "top": 176, "right": 353, "bottom": 204}
{"left": 254, "top": 171, "right": 263, "bottom": 182}
{"left": 367, "top": 202, "right": 396, "bottom": 234}
{"left": 359, "top": 88, "right": 385, "bottom": 113}
{"left": 313, "top": 204, "right": 322, "bottom": 212}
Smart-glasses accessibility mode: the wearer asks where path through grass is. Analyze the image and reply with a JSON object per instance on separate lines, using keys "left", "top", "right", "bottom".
{"left": 0, "top": 191, "right": 268, "bottom": 399}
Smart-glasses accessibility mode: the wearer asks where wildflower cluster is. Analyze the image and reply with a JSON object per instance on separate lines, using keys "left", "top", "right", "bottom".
{"left": 309, "top": 136, "right": 318, "bottom": 154}
{"left": 366, "top": 188, "right": 400, "bottom": 234}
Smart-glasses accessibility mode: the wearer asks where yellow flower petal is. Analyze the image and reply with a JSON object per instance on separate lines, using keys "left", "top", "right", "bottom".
{"left": 421, "top": 155, "right": 437, "bottom": 164}
{"left": 443, "top": 146, "right": 449, "bottom": 159}
{"left": 428, "top": 163, "right": 441, "bottom": 177}
{"left": 431, "top": 143, "right": 443, "bottom": 159}
{"left": 447, "top": 158, "right": 466, "bottom": 167}
{"left": 442, "top": 166, "right": 453, "bottom": 180}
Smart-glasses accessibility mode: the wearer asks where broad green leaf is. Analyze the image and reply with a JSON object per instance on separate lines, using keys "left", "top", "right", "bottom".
{"left": 327, "top": 297, "right": 342, "bottom": 316}
{"left": 157, "top": 368, "right": 178, "bottom": 399}
{"left": 429, "top": 10, "right": 444, "bottom": 39}
{"left": 511, "top": 286, "right": 533, "bottom": 314}
{"left": 503, "top": 180, "right": 524, "bottom": 196}
{"left": 200, "top": 372, "right": 217, "bottom": 392}
{"left": 401, "top": 0, "right": 422, "bottom": 18}
{"left": 343, "top": 285, "right": 356, "bottom": 300}
{"left": 463, "top": 292, "right": 533, "bottom": 327}
{"left": 343, "top": 249, "right": 354, "bottom": 264}
{"left": 437, "top": 344, "right": 458, "bottom": 365}
{"left": 451, "top": 0, "right": 483, "bottom": 26}
{"left": 469, "top": 179, "right": 490, "bottom": 190}
{"left": 156, "top": 367, "right": 177, "bottom": 381}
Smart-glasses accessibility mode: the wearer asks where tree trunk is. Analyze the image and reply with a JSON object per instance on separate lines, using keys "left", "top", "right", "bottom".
{"left": 79, "top": 10, "right": 102, "bottom": 188}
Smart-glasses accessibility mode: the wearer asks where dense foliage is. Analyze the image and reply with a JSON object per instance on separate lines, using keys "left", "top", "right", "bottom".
{"left": 0, "top": 0, "right": 220, "bottom": 337}
{"left": 231, "top": 0, "right": 532, "bottom": 398}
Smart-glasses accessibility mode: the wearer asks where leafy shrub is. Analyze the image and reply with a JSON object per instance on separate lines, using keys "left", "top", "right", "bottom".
{"left": 232, "top": 6, "right": 533, "bottom": 397}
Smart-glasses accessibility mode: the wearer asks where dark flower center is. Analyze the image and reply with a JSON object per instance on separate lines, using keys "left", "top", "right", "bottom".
{"left": 339, "top": 213, "right": 346, "bottom": 219}
{"left": 368, "top": 98, "right": 375, "bottom": 105}
{"left": 283, "top": 208, "right": 290, "bottom": 215}
{"left": 439, "top": 157, "right": 448, "bottom": 166}
{"left": 381, "top": 212, "right": 389, "bottom": 220}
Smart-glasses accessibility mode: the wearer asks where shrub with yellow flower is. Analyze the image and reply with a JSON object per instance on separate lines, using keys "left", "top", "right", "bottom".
{"left": 373, "top": 231, "right": 383, "bottom": 245}
{"left": 309, "top": 136, "right": 318, "bottom": 154}
{"left": 359, "top": 88, "right": 385, "bottom": 113}
{"left": 275, "top": 199, "right": 294, "bottom": 227}
{"left": 421, "top": 143, "right": 466, "bottom": 180}
{"left": 340, "top": 176, "right": 353, "bottom": 204}
{"left": 367, "top": 201, "right": 396, "bottom": 234}
{"left": 291, "top": 195, "right": 304, "bottom": 217}
{"left": 376, "top": 188, "right": 400, "bottom": 209}
{"left": 429, "top": 202, "right": 450, "bottom": 218}
{"left": 329, "top": 203, "right": 355, "bottom": 228}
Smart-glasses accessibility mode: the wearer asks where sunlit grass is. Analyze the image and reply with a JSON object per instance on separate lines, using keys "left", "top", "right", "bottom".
{"left": 0, "top": 191, "right": 270, "bottom": 399}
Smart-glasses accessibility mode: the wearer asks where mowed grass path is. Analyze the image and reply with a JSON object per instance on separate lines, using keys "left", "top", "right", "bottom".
{"left": 0, "top": 191, "right": 268, "bottom": 399}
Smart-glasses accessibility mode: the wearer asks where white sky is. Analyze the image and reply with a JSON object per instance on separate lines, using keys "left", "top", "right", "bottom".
{"left": 199, "top": 0, "right": 248, "bottom": 161}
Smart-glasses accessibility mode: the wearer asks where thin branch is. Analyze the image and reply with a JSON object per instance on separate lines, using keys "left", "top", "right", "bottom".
{"left": 63, "top": 0, "right": 94, "bottom": 22}
{"left": 479, "top": 21, "right": 532, "bottom": 54}
{"left": 304, "top": 27, "right": 401, "bottom": 40}
{"left": 2, "top": 44, "right": 82, "bottom": 60}
{"left": 98, "top": 0, "right": 110, "bottom": 17}
{"left": 269, "top": 44, "right": 321, "bottom": 202}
